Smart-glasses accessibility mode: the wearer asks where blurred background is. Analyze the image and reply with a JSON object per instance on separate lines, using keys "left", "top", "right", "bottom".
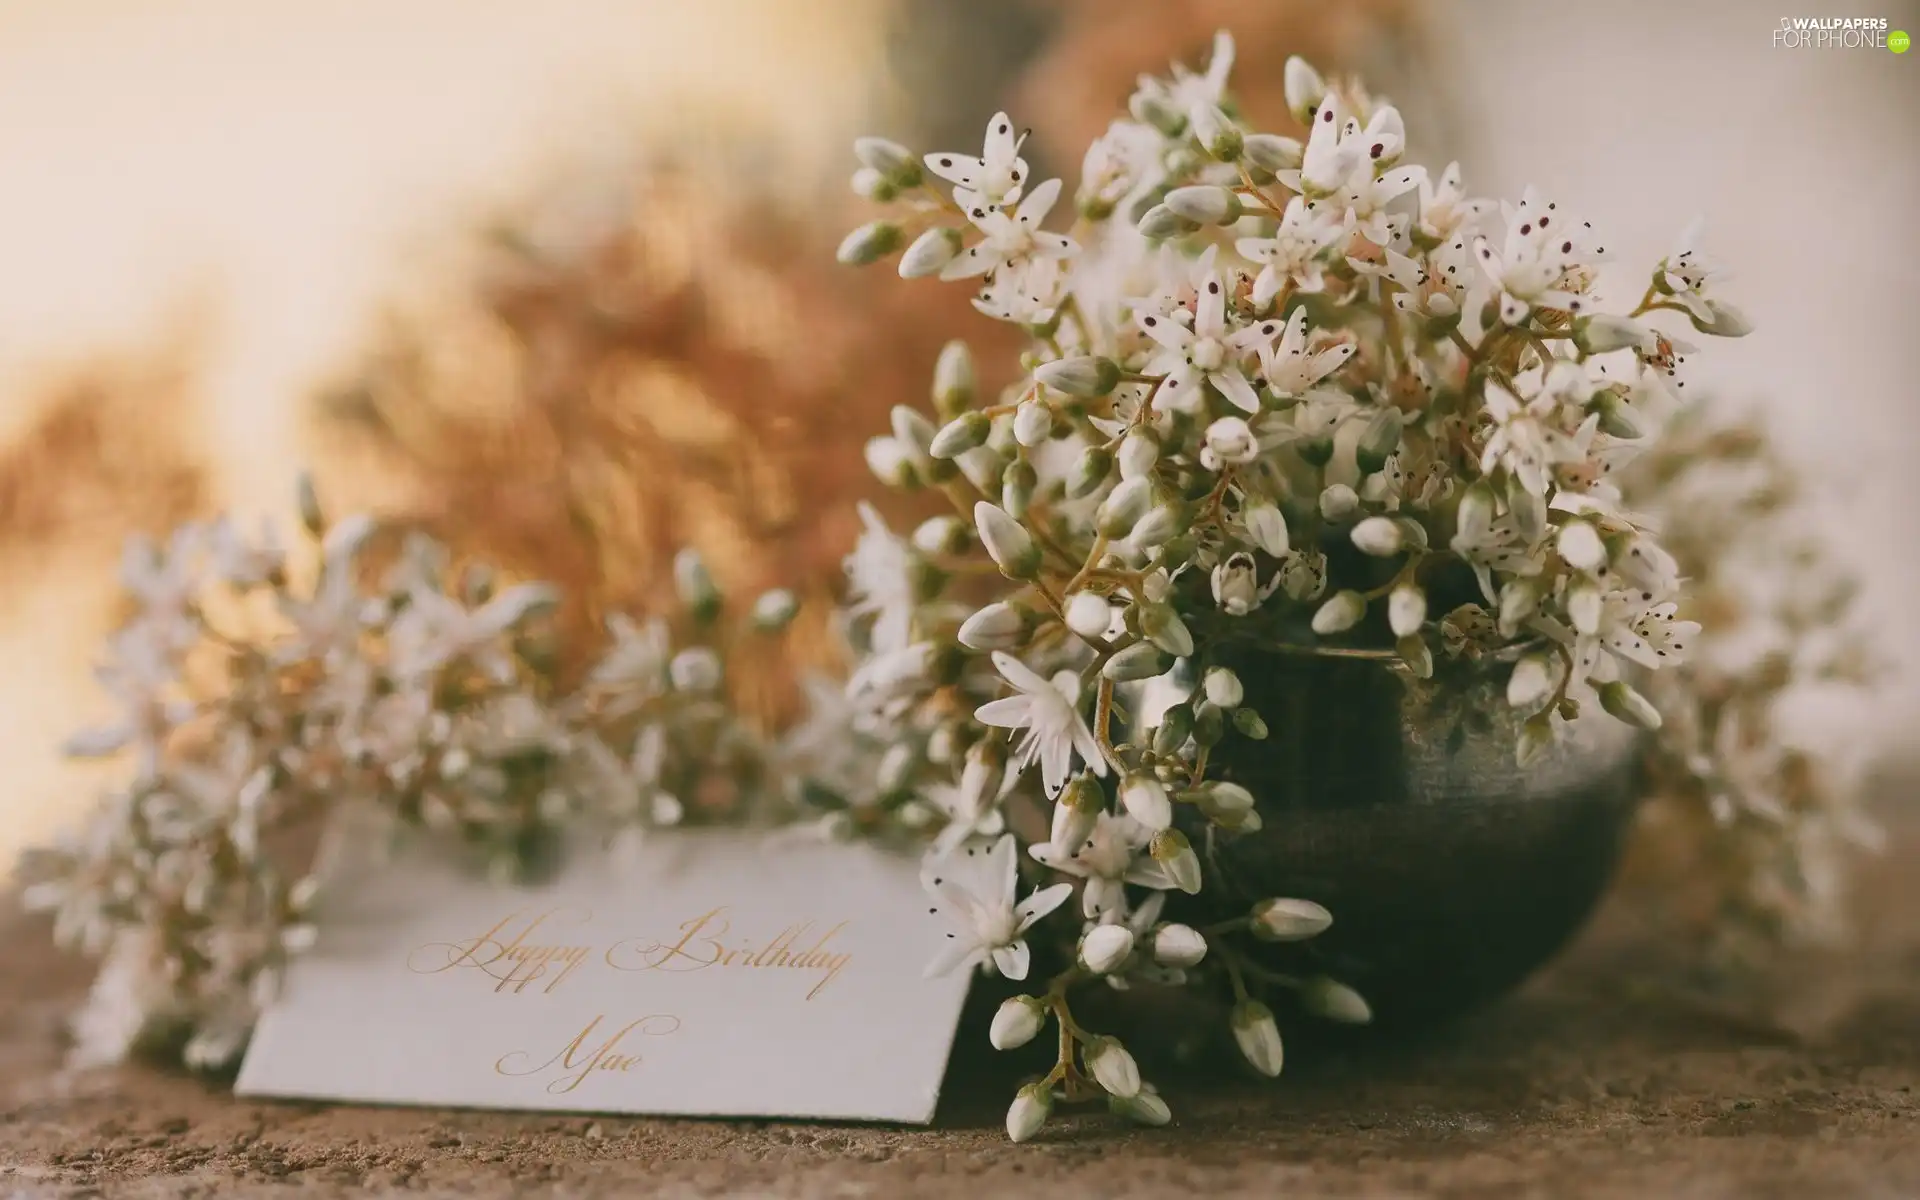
{"left": 1, "top": 0, "right": 1915, "bottom": 876}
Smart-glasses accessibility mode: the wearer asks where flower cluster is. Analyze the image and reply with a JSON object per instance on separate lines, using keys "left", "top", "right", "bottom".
{"left": 1622, "top": 410, "right": 1883, "bottom": 959}
{"left": 18, "top": 479, "right": 798, "bottom": 1071}
{"left": 834, "top": 31, "right": 1748, "bottom": 1138}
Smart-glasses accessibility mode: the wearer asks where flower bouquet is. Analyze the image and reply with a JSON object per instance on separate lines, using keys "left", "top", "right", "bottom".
{"left": 27, "top": 31, "right": 1871, "bottom": 1147}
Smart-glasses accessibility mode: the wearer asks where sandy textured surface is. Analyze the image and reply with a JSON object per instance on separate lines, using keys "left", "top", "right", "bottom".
{"left": 3, "top": 808, "right": 1917, "bottom": 1200}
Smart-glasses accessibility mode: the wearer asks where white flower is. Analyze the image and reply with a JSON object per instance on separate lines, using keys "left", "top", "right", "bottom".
{"left": 976, "top": 651, "right": 1108, "bottom": 797}
{"left": 942, "top": 178, "right": 1076, "bottom": 283}
{"left": 1413, "top": 161, "right": 1494, "bottom": 247}
{"left": 1480, "top": 379, "right": 1585, "bottom": 496}
{"left": 1031, "top": 812, "right": 1172, "bottom": 918}
{"left": 1235, "top": 196, "right": 1344, "bottom": 305}
{"left": 1137, "top": 269, "right": 1279, "bottom": 414}
{"left": 1258, "top": 308, "right": 1355, "bottom": 399}
{"left": 1335, "top": 157, "right": 1425, "bottom": 245}
{"left": 1472, "top": 186, "right": 1603, "bottom": 326}
{"left": 846, "top": 502, "right": 917, "bottom": 654}
{"left": 1134, "top": 30, "right": 1235, "bottom": 129}
{"left": 972, "top": 255, "right": 1068, "bottom": 326}
{"left": 1211, "top": 551, "right": 1278, "bottom": 615}
{"left": 925, "top": 111, "right": 1030, "bottom": 208}
{"left": 1657, "top": 218, "right": 1750, "bottom": 335}
{"left": 921, "top": 835, "right": 1073, "bottom": 981}
{"left": 928, "top": 743, "right": 1011, "bottom": 855}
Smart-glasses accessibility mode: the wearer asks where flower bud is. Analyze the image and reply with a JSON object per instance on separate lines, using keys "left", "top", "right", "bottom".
{"left": 1131, "top": 502, "right": 1185, "bottom": 548}
{"left": 1151, "top": 829, "right": 1203, "bottom": 894}
{"left": 1283, "top": 55, "right": 1327, "bottom": 123}
{"left": 1013, "top": 399, "right": 1054, "bottom": 448}
{"left": 1139, "top": 603, "right": 1194, "bottom": 657}
{"left": 1355, "top": 408, "right": 1403, "bottom": 475}
{"left": 1103, "top": 641, "right": 1172, "bottom": 682}
{"left": 1599, "top": 680, "right": 1663, "bottom": 730}
{"left": 1084, "top": 1036, "right": 1142, "bottom": 1097}
{"left": 1300, "top": 976, "right": 1373, "bottom": 1025}
{"left": 1497, "top": 578, "right": 1541, "bottom": 638}
{"left": 1165, "top": 184, "right": 1243, "bottom": 226}
{"left": 1388, "top": 584, "right": 1427, "bottom": 638}
{"left": 1232, "top": 999, "right": 1285, "bottom": 1077}
{"left": 1350, "top": 516, "right": 1406, "bottom": 557}
{"left": 750, "top": 588, "right": 799, "bottom": 631}
{"left": 1064, "top": 591, "right": 1113, "bottom": 641}
{"left": 1297, "top": 435, "right": 1335, "bottom": 466}
{"left": 1068, "top": 445, "right": 1115, "bottom": 499}
{"left": 836, "top": 219, "right": 902, "bottom": 266}
{"left": 1203, "top": 666, "right": 1244, "bottom": 709}
{"left": 1137, "top": 203, "right": 1202, "bottom": 240}
{"left": 989, "top": 995, "right": 1046, "bottom": 1050}
{"left": 1515, "top": 713, "right": 1556, "bottom": 767}
{"left": 851, "top": 166, "right": 896, "bottom": 202}
{"left": 1311, "top": 590, "right": 1367, "bottom": 635}
{"left": 1232, "top": 706, "right": 1270, "bottom": 738}
{"left": 1001, "top": 459, "right": 1038, "bottom": 521}
{"left": 1592, "top": 392, "right": 1647, "bottom": 440}
{"left": 1242, "top": 502, "right": 1290, "bottom": 557}
{"left": 1152, "top": 703, "right": 1194, "bottom": 755}
{"left": 1129, "top": 89, "right": 1187, "bottom": 137}
{"left": 932, "top": 340, "right": 975, "bottom": 417}
{"left": 1399, "top": 634, "right": 1434, "bottom": 679}
{"left": 1118, "top": 429, "right": 1160, "bottom": 480}
{"left": 1691, "top": 299, "right": 1753, "bottom": 337}
{"left": 1193, "top": 702, "right": 1226, "bottom": 749}
{"left": 1506, "top": 652, "right": 1560, "bottom": 713}
{"left": 668, "top": 646, "right": 723, "bottom": 692}
{"left": 1096, "top": 477, "right": 1154, "bottom": 538}
{"left": 1120, "top": 774, "right": 1172, "bottom": 831}
{"left": 1557, "top": 520, "right": 1607, "bottom": 573}
{"left": 1242, "top": 132, "right": 1304, "bottom": 174}
{"left": 1190, "top": 104, "right": 1242, "bottom": 161}
{"left": 958, "top": 601, "right": 1031, "bottom": 651}
{"left": 1079, "top": 925, "right": 1136, "bottom": 975}
{"left": 1203, "top": 415, "right": 1259, "bottom": 465}
{"left": 673, "top": 548, "right": 721, "bottom": 623}
{"left": 899, "top": 227, "right": 962, "bottom": 278}
{"left": 1199, "top": 780, "right": 1256, "bottom": 824}
{"left": 854, "top": 135, "right": 920, "bottom": 185}
{"left": 1006, "top": 1081, "right": 1052, "bottom": 1142}
{"left": 1035, "top": 355, "right": 1123, "bottom": 398}
{"left": 1110, "top": 1085, "right": 1172, "bottom": 1126}
{"left": 1318, "top": 483, "right": 1360, "bottom": 521}
{"left": 911, "top": 515, "right": 969, "bottom": 557}
{"left": 975, "top": 502, "right": 1041, "bottom": 579}
{"left": 864, "top": 436, "right": 917, "bottom": 488}
{"left": 1250, "top": 897, "right": 1332, "bottom": 942}
{"left": 1572, "top": 313, "right": 1651, "bottom": 355}
{"left": 1152, "top": 923, "right": 1208, "bottom": 968}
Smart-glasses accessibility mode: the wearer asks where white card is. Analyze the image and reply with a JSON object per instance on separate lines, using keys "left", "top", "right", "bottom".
{"left": 235, "top": 823, "right": 971, "bottom": 1123}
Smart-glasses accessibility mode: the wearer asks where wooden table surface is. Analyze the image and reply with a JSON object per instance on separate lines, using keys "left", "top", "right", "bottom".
{"left": 3, "top": 806, "right": 1916, "bottom": 1200}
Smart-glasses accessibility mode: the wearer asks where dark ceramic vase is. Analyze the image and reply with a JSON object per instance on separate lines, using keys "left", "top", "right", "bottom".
{"left": 1188, "top": 647, "right": 1645, "bottom": 1027}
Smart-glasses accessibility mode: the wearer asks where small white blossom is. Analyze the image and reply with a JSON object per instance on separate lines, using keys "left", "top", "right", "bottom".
{"left": 921, "top": 834, "right": 1073, "bottom": 981}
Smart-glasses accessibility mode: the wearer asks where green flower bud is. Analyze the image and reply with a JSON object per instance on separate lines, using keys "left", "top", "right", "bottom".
{"left": 898, "top": 227, "right": 962, "bottom": 278}
{"left": 1034, "top": 355, "right": 1123, "bottom": 398}
{"left": 929, "top": 410, "right": 991, "bottom": 459}
{"left": 1164, "top": 184, "right": 1243, "bottom": 226}
{"left": 836, "top": 219, "right": 902, "bottom": 266}
{"left": 1103, "top": 641, "right": 1172, "bottom": 682}
{"left": 932, "top": 340, "right": 975, "bottom": 418}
